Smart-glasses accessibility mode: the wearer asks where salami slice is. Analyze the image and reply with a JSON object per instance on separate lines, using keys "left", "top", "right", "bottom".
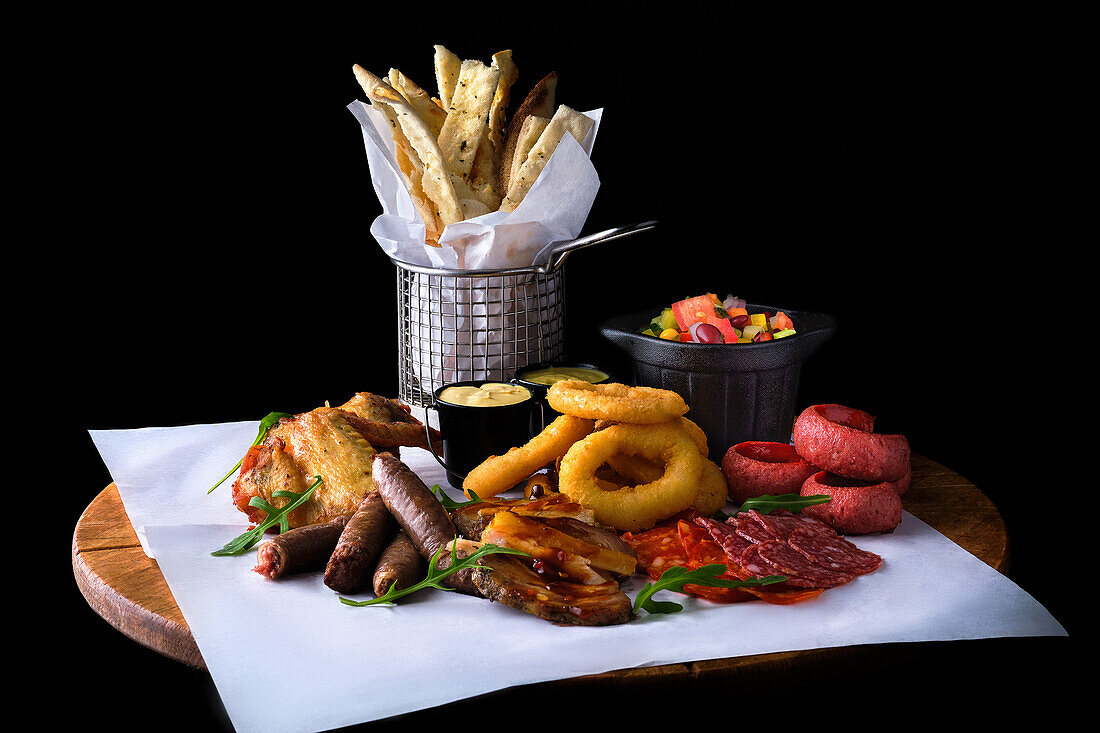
{"left": 747, "top": 509, "right": 833, "bottom": 542}
{"left": 622, "top": 525, "right": 689, "bottom": 580}
{"left": 787, "top": 526, "right": 882, "bottom": 575}
{"left": 731, "top": 514, "right": 775, "bottom": 544}
{"left": 755, "top": 540, "right": 855, "bottom": 588}
{"left": 677, "top": 521, "right": 756, "bottom": 602}
{"left": 695, "top": 516, "right": 754, "bottom": 559}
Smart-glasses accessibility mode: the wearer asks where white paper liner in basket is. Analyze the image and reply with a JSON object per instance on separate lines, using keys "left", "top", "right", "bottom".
{"left": 349, "top": 100, "right": 601, "bottom": 395}
{"left": 348, "top": 101, "right": 602, "bottom": 270}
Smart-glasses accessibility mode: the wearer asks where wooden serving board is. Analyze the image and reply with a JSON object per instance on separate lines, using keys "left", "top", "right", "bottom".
{"left": 72, "top": 453, "right": 1007, "bottom": 679}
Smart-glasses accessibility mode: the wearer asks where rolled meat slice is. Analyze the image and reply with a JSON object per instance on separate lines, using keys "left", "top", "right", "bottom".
{"left": 722, "top": 441, "right": 819, "bottom": 504}
{"left": 372, "top": 530, "right": 423, "bottom": 597}
{"left": 253, "top": 515, "right": 350, "bottom": 579}
{"left": 324, "top": 490, "right": 398, "bottom": 594}
{"left": 372, "top": 452, "right": 481, "bottom": 596}
{"left": 800, "top": 470, "right": 904, "bottom": 535}
{"left": 792, "top": 404, "right": 910, "bottom": 483}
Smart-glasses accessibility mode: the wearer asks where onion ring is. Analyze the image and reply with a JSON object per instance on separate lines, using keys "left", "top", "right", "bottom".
{"left": 558, "top": 423, "right": 703, "bottom": 532}
{"left": 722, "top": 441, "right": 819, "bottom": 504}
{"left": 547, "top": 380, "right": 688, "bottom": 424}
{"left": 596, "top": 416, "right": 707, "bottom": 456}
{"left": 792, "top": 404, "right": 910, "bottom": 483}
{"left": 463, "top": 414, "right": 594, "bottom": 499}
{"left": 605, "top": 454, "right": 728, "bottom": 517}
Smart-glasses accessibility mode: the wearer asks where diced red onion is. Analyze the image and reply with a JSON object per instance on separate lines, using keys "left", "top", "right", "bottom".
{"left": 723, "top": 294, "right": 746, "bottom": 311}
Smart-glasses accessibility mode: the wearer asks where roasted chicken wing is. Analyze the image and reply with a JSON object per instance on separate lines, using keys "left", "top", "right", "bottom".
{"left": 231, "top": 393, "right": 438, "bottom": 529}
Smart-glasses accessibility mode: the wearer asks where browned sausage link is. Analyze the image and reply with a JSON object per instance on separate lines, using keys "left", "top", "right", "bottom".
{"left": 323, "top": 490, "right": 398, "bottom": 594}
{"left": 372, "top": 453, "right": 481, "bottom": 596}
{"left": 253, "top": 515, "right": 350, "bottom": 579}
{"left": 372, "top": 530, "right": 423, "bottom": 597}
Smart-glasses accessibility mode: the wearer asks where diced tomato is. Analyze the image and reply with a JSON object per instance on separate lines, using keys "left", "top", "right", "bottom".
{"left": 672, "top": 294, "right": 739, "bottom": 343}
{"left": 771, "top": 311, "right": 795, "bottom": 331}
{"left": 671, "top": 295, "right": 720, "bottom": 330}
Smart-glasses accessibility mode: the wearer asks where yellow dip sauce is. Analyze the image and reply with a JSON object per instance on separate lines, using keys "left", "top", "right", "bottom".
{"left": 439, "top": 382, "right": 532, "bottom": 407}
{"left": 519, "top": 366, "right": 608, "bottom": 386}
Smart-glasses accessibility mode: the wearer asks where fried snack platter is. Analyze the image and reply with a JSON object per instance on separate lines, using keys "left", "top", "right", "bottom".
{"left": 204, "top": 380, "right": 907, "bottom": 629}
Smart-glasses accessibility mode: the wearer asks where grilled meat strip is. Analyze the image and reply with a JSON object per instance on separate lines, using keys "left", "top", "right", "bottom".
{"left": 472, "top": 554, "right": 633, "bottom": 626}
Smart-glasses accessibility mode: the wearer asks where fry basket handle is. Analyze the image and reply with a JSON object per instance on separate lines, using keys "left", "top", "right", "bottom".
{"left": 543, "top": 220, "right": 657, "bottom": 272}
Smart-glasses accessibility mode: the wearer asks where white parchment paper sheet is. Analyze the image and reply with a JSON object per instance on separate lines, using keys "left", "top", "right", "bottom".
{"left": 89, "top": 422, "right": 1066, "bottom": 733}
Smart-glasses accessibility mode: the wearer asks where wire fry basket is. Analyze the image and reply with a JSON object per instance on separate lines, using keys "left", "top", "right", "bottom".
{"left": 393, "top": 221, "right": 656, "bottom": 407}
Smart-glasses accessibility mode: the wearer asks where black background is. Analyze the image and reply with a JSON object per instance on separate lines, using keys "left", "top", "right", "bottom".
{"left": 49, "top": 4, "right": 1084, "bottom": 730}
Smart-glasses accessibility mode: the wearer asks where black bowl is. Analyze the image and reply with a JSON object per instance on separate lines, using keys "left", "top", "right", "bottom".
{"left": 600, "top": 304, "right": 837, "bottom": 458}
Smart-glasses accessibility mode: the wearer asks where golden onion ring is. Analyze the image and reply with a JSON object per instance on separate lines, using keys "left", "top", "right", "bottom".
{"left": 547, "top": 380, "right": 688, "bottom": 424}
{"left": 605, "top": 453, "right": 728, "bottom": 516}
{"left": 558, "top": 422, "right": 703, "bottom": 532}
{"left": 598, "top": 416, "right": 708, "bottom": 457}
{"left": 463, "top": 414, "right": 594, "bottom": 499}
{"left": 693, "top": 458, "right": 730, "bottom": 516}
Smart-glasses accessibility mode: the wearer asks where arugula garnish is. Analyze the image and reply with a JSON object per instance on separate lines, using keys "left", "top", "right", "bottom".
{"left": 739, "top": 493, "right": 832, "bottom": 514}
{"left": 339, "top": 541, "right": 529, "bottom": 607}
{"left": 207, "top": 411, "right": 295, "bottom": 494}
{"left": 714, "top": 493, "right": 832, "bottom": 518}
{"left": 431, "top": 484, "right": 483, "bottom": 510}
{"left": 210, "top": 476, "right": 322, "bottom": 556}
{"left": 633, "top": 564, "right": 787, "bottom": 615}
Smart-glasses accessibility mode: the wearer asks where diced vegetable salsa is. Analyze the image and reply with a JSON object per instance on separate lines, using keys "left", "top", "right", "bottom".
{"left": 639, "top": 294, "right": 797, "bottom": 344}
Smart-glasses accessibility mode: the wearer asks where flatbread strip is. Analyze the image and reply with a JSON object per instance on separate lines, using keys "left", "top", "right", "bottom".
{"left": 467, "top": 50, "right": 518, "bottom": 211}
{"left": 500, "top": 71, "right": 557, "bottom": 195}
{"left": 500, "top": 104, "right": 594, "bottom": 212}
{"left": 507, "top": 114, "right": 550, "bottom": 198}
{"left": 433, "top": 45, "right": 461, "bottom": 109}
{"left": 387, "top": 68, "right": 447, "bottom": 139}
{"left": 353, "top": 64, "right": 464, "bottom": 237}
{"left": 437, "top": 59, "right": 501, "bottom": 182}
{"left": 353, "top": 67, "right": 444, "bottom": 244}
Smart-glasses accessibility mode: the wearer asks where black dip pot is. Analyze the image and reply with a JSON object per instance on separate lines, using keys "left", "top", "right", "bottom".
{"left": 600, "top": 304, "right": 837, "bottom": 459}
{"left": 425, "top": 380, "right": 538, "bottom": 491}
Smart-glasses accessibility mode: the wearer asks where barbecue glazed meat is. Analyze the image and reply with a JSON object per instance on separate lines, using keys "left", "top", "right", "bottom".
{"left": 472, "top": 554, "right": 633, "bottom": 626}
{"left": 232, "top": 407, "right": 380, "bottom": 529}
{"left": 451, "top": 493, "right": 597, "bottom": 540}
{"left": 480, "top": 510, "right": 637, "bottom": 582}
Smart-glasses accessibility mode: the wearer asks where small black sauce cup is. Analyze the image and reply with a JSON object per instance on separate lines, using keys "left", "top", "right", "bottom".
{"left": 425, "top": 380, "right": 539, "bottom": 491}
{"left": 512, "top": 361, "right": 612, "bottom": 434}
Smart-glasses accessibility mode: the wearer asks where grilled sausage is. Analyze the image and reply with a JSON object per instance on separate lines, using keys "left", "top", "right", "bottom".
{"left": 372, "top": 530, "right": 423, "bottom": 596}
{"left": 253, "top": 515, "right": 350, "bottom": 579}
{"left": 323, "top": 490, "right": 398, "bottom": 594}
{"left": 372, "top": 452, "right": 481, "bottom": 596}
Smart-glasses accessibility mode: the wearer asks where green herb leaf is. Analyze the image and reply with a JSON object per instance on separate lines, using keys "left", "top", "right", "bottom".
{"left": 737, "top": 493, "right": 832, "bottom": 515}
{"left": 339, "top": 541, "right": 529, "bottom": 606}
{"left": 207, "top": 411, "right": 295, "bottom": 494}
{"left": 431, "top": 484, "right": 482, "bottom": 510}
{"left": 211, "top": 476, "right": 322, "bottom": 556}
{"left": 632, "top": 564, "right": 787, "bottom": 616}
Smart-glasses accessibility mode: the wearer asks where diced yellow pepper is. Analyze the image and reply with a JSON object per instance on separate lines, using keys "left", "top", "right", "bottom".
{"left": 660, "top": 328, "right": 680, "bottom": 340}
{"left": 742, "top": 324, "right": 763, "bottom": 340}
{"left": 749, "top": 313, "right": 768, "bottom": 328}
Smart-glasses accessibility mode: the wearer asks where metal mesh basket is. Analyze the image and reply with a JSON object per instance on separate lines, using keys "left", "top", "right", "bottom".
{"left": 392, "top": 221, "right": 657, "bottom": 407}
